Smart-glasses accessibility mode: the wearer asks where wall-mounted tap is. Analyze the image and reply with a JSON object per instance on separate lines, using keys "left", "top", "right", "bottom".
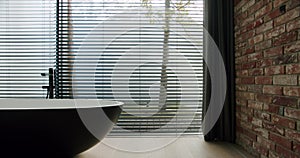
{"left": 42, "top": 68, "right": 55, "bottom": 99}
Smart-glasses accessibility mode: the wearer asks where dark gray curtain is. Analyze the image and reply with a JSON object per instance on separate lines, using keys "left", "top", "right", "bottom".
{"left": 203, "top": 0, "right": 235, "bottom": 142}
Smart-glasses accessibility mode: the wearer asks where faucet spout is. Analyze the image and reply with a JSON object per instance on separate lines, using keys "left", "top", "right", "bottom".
{"left": 49, "top": 68, "right": 54, "bottom": 99}
{"left": 41, "top": 68, "right": 55, "bottom": 99}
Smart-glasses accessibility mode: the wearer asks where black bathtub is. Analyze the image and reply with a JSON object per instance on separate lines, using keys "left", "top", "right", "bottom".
{"left": 0, "top": 99, "right": 123, "bottom": 158}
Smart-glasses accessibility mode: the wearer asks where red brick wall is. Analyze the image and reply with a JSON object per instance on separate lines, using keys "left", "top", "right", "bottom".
{"left": 234, "top": 0, "right": 300, "bottom": 157}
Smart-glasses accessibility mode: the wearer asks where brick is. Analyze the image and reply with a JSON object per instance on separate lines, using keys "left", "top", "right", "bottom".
{"left": 248, "top": 100, "right": 263, "bottom": 110}
{"left": 286, "top": 129, "right": 300, "bottom": 142}
{"left": 286, "top": 63, "right": 300, "bottom": 74}
{"left": 272, "top": 114, "right": 296, "bottom": 129}
{"left": 294, "top": 142, "right": 300, "bottom": 154}
{"left": 241, "top": 15, "right": 255, "bottom": 27}
{"left": 256, "top": 94, "right": 273, "bottom": 104}
{"left": 270, "top": 132, "right": 292, "bottom": 149}
{"left": 251, "top": 117, "right": 263, "bottom": 127}
{"left": 244, "top": 46, "right": 255, "bottom": 55}
{"left": 257, "top": 136, "right": 275, "bottom": 150}
{"left": 275, "top": 145, "right": 295, "bottom": 158}
{"left": 236, "top": 106, "right": 241, "bottom": 113}
{"left": 237, "top": 112, "right": 243, "bottom": 120}
{"left": 274, "top": 7, "right": 300, "bottom": 26}
{"left": 235, "top": 51, "right": 242, "bottom": 58}
{"left": 264, "top": 24, "right": 286, "bottom": 40}
{"left": 269, "top": 151, "right": 280, "bottom": 158}
{"left": 264, "top": 104, "right": 280, "bottom": 114}
{"left": 273, "top": 31, "right": 298, "bottom": 46}
{"left": 242, "top": 61, "right": 256, "bottom": 69}
{"left": 243, "top": 128, "right": 257, "bottom": 141}
{"left": 241, "top": 77, "right": 255, "bottom": 84}
{"left": 249, "top": 0, "right": 270, "bottom": 15}
{"left": 240, "top": 113, "right": 249, "bottom": 122}
{"left": 283, "top": 87, "right": 300, "bottom": 96}
{"left": 236, "top": 55, "right": 248, "bottom": 64}
{"left": 287, "top": 18, "right": 300, "bottom": 32}
{"left": 261, "top": 154, "right": 269, "bottom": 158}
{"left": 246, "top": 18, "right": 264, "bottom": 30}
{"left": 255, "top": 3, "right": 273, "bottom": 19}
{"left": 256, "top": 21, "right": 274, "bottom": 34}
{"left": 285, "top": 0, "right": 300, "bottom": 10}
{"left": 240, "top": 26, "right": 249, "bottom": 35}
{"left": 263, "top": 85, "right": 282, "bottom": 95}
{"left": 274, "top": 54, "right": 297, "bottom": 65}
{"left": 236, "top": 0, "right": 249, "bottom": 12}
{"left": 234, "top": 0, "right": 241, "bottom": 8}
{"left": 254, "top": 110, "right": 271, "bottom": 121}
{"left": 248, "top": 52, "right": 263, "bottom": 61}
{"left": 265, "top": 65, "right": 285, "bottom": 75}
{"left": 285, "top": 107, "right": 300, "bottom": 120}
{"left": 236, "top": 70, "right": 248, "bottom": 77}
{"left": 236, "top": 78, "right": 241, "bottom": 84}
{"left": 273, "top": 0, "right": 289, "bottom": 8}
{"left": 236, "top": 64, "right": 242, "bottom": 72}
{"left": 266, "top": 8, "right": 284, "bottom": 21}
{"left": 236, "top": 42, "right": 247, "bottom": 50}
{"left": 285, "top": 41, "right": 300, "bottom": 54}
{"left": 241, "top": 120, "right": 253, "bottom": 130}
{"left": 236, "top": 85, "right": 248, "bottom": 91}
{"left": 255, "top": 40, "right": 272, "bottom": 51}
{"left": 235, "top": 25, "right": 240, "bottom": 31}
{"left": 248, "top": 85, "right": 263, "bottom": 93}
{"left": 238, "top": 31, "right": 255, "bottom": 43}
{"left": 256, "top": 59, "right": 273, "bottom": 68}
{"left": 255, "top": 76, "right": 273, "bottom": 84}
{"left": 253, "top": 142, "right": 269, "bottom": 156}
{"left": 273, "top": 75, "right": 298, "bottom": 85}
{"left": 272, "top": 96, "right": 298, "bottom": 107}
{"left": 238, "top": 133, "right": 253, "bottom": 147}
{"left": 263, "top": 121, "right": 285, "bottom": 135}
{"left": 262, "top": 112, "right": 272, "bottom": 122}
{"left": 264, "top": 46, "right": 283, "bottom": 57}
{"left": 249, "top": 34, "right": 264, "bottom": 45}
{"left": 249, "top": 68, "right": 264, "bottom": 76}
{"left": 236, "top": 92, "right": 255, "bottom": 100}
{"left": 241, "top": 0, "right": 255, "bottom": 12}
{"left": 241, "top": 106, "right": 254, "bottom": 115}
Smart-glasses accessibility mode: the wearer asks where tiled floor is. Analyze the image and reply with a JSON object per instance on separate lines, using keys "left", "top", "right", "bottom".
{"left": 75, "top": 136, "right": 252, "bottom": 158}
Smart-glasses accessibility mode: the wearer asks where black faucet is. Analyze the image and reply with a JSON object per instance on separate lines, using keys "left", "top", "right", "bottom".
{"left": 42, "top": 68, "right": 54, "bottom": 99}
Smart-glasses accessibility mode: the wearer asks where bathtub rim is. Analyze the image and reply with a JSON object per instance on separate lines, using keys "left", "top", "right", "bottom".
{"left": 0, "top": 99, "right": 123, "bottom": 110}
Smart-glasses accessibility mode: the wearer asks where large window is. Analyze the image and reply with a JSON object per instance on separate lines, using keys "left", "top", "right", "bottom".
{"left": 0, "top": 0, "right": 56, "bottom": 98}
{"left": 1, "top": 0, "right": 204, "bottom": 136}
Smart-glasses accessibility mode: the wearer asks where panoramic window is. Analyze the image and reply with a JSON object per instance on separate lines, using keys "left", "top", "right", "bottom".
{"left": 0, "top": 0, "right": 204, "bottom": 135}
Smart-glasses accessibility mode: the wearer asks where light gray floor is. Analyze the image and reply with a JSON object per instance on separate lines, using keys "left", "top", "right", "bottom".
{"left": 75, "top": 136, "right": 252, "bottom": 158}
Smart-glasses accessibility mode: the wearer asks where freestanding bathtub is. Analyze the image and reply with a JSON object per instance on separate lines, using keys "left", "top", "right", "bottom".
{"left": 0, "top": 99, "right": 123, "bottom": 158}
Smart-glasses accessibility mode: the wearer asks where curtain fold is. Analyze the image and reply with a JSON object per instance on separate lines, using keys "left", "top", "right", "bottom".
{"left": 203, "top": 0, "right": 235, "bottom": 142}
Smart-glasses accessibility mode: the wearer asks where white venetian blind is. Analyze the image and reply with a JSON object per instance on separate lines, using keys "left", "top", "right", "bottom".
{"left": 58, "top": 0, "right": 204, "bottom": 135}
{"left": 0, "top": 0, "right": 56, "bottom": 98}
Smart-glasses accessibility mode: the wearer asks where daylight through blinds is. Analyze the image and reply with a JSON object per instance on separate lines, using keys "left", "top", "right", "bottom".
{"left": 0, "top": 0, "right": 56, "bottom": 98}
{"left": 58, "top": 0, "right": 204, "bottom": 135}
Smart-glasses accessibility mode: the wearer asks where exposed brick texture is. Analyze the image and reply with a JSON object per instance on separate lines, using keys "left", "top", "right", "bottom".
{"left": 235, "top": 0, "right": 300, "bottom": 157}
